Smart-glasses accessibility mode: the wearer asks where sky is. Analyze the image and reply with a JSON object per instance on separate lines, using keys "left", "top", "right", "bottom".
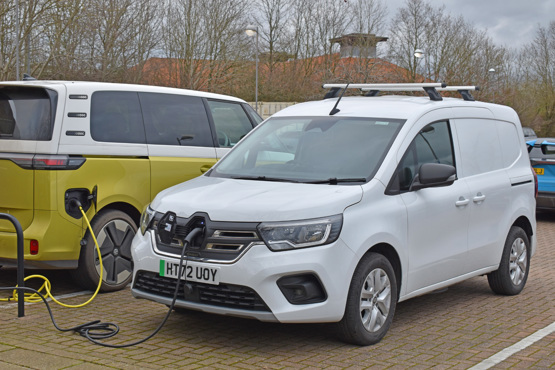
{"left": 383, "top": 0, "right": 555, "bottom": 48}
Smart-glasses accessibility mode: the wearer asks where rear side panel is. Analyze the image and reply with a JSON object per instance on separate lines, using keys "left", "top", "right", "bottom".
{"left": 0, "top": 83, "right": 68, "bottom": 265}
{"left": 0, "top": 156, "right": 35, "bottom": 231}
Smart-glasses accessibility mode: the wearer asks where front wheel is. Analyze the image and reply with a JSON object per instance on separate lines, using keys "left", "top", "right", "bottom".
{"left": 487, "top": 226, "right": 530, "bottom": 295}
{"left": 71, "top": 209, "right": 136, "bottom": 292}
{"left": 336, "top": 252, "right": 398, "bottom": 346}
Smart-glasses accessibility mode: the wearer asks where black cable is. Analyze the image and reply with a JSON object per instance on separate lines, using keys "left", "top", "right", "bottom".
{"left": 0, "top": 227, "right": 204, "bottom": 348}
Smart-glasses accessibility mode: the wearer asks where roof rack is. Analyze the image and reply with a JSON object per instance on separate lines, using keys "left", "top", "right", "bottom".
{"left": 322, "top": 83, "right": 479, "bottom": 101}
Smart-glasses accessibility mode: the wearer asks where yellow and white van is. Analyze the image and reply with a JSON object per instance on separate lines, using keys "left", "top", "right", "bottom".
{"left": 0, "top": 81, "right": 261, "bottom": 291}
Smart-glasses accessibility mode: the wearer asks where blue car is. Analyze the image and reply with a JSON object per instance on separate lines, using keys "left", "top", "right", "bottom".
{"left": 528, "top": 138, "right": 555, "bottom": 210}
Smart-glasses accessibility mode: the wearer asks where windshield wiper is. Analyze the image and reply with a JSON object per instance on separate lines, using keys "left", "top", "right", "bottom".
{"left": 305, "top": 177, "right": 367, "bottom": 185}
{"left": 231, "top": 175, "right": 300, "bottom": 183}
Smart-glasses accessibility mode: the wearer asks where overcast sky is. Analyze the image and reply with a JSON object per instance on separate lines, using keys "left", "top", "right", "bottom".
{"left": 383, "top": 0, "right": 555, "bottom": 48}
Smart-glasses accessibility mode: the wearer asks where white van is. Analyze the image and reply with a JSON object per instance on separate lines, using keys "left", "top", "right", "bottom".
{"left": 130, "top": 83, "right": 536, "bottom": 345}
{"left": 0, "top": 80, "right": 261, "bottom": 291}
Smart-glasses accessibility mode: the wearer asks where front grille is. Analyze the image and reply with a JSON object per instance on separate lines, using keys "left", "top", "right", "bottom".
{"left": 133, "top": 270, "right": 270, "bottom": 312}
{"left": 151, "top": 212, "right": 261, "bottom": 262}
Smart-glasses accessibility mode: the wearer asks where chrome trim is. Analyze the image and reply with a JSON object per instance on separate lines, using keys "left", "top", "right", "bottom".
{"left": 212, "top": 230, "right": 258, "bottom": 239}
{"left": 206, "top": 243, "right": 244, "bottom": 251}
{"left": 149, "top": 231, "right": 266, "bottom": 264}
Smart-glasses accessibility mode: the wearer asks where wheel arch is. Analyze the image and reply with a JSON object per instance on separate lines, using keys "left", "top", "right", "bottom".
{"left": 512, "top": 215, "right": 533, "bottom": 241}
{"left": 366, "top": 243, "right": 402, "bottom": 298}
{"left": 97, "top": 202, "right": 141, "bottom": 227}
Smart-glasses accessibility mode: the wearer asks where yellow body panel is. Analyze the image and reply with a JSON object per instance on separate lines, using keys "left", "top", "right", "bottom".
{"left": 0, "top": 155, "right": 215, "bottom": 267}
{"left": 149, "top": 156, "right": 217, "bottom": 199}
{"left": 0, "top": 160, "right": 34, "bottom": 231}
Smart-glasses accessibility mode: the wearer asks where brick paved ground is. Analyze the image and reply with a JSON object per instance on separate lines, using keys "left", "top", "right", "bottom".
{"left": 1, "top": 214, "right": 553, "bottom": 369}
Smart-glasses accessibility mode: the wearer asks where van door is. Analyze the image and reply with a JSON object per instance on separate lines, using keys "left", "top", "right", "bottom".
{"left": 139, "top": 92, "right": 218, "bottom": 199}
{"left": 395, "top": 120, "right": 471, "bottom": 293}
{"left": 453, "top": 118, "right": 514, "bottom": 270}
{"left": 0, "top": 86, "right": 60, "bottom": 232}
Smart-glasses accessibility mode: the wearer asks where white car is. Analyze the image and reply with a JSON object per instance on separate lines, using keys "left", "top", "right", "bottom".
{"left": 131, "top": 83, "right": 537, "bottom": 345}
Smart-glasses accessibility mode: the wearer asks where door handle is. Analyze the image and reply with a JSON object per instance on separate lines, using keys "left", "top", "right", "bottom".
{"left": 200, "top": 165, "right": 212, "bottom": 173}
{"left": 455, "top": 197, "right": 469, "bottom": 207}
{"left": 473, "top": 192, "right": 486, "bottom": 203}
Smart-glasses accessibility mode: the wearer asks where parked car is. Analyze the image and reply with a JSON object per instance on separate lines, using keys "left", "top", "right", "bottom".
{"left": 528, "top": 138, "right": 555, "bottom": 210}
{"left": 131, "top": 83, "right": 536, "bottom": 345}
{"left": 523, "top": 126, "right": 537, "bottom": 139}
{"left": 0, "top": 81, "right": 262, "bottom": 291}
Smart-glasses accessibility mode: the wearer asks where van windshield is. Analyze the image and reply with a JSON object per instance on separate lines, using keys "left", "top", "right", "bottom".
{"left": 210, "top": 116, "right": 404, "bottom": 184}
{"left": 0, "top": 87, "right": 57, "bottom": 141}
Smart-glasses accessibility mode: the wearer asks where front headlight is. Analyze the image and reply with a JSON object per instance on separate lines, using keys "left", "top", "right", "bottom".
{"left": 258, "top": 215, "right": 343, "bottom": 251}
{"left": 140, "top": 205, "right": 155, "bottom": 235}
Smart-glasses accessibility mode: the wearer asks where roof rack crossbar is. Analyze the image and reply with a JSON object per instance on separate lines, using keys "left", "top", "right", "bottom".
{"left": 437, "top": 86, "right": 480, "bottom": 101}
{"left": 322, "top": 83, "right": 480, "bottom": 101}
{"left": 323, "top": 83, "right": 446, "bottom": 90}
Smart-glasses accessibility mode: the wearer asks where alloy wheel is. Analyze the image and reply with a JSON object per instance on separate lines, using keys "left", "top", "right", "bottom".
{"left": 359, "top": 268, "right": 392, "bottom": 332}
{"left": 94, "top": 219, "right": 135, "bottom": 285}
{"left": 509, "top": 237, "right": 527, "bottom": 286}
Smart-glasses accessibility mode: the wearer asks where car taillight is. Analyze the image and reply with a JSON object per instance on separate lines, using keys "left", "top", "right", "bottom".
{"left": 30, "top": 240, "right": 39, "bottom": 255}
{"left": 532, "top": 166, "right": 538, "bottom": 198}
{"left": 4, "top": 154, "right": 86, "bottom": 170}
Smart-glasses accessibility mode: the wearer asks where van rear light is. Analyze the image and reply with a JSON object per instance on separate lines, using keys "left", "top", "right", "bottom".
{"left": 30, "top": 240, "right": 39, "bottom": 255}
{"left": 1, "top": 153, "right": 85, "bottom": 170}
{"left": 532, "top": 166, "right": 538, "bottom": 198}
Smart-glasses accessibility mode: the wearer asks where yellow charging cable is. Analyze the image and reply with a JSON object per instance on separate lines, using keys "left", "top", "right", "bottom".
{"left": 1, "top": 206, "right": 104, "bottom": 307}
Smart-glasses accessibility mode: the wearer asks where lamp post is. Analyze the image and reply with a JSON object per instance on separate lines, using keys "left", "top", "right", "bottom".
{"left": 245, "top": 25, "right": 259, "bottom": 113}
{"left": 489, "top": 68, "right": 496, "bottom": 103}
{"left": 15, "top": 0, "right": 20, "bottom": 81}
{"left": 414, "top": 48, "right": 428, "bottom": 82}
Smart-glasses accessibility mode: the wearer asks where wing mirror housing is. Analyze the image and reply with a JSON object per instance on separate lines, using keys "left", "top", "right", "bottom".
{"left": 411, "top": 163, "right": 457, "bottom": 191}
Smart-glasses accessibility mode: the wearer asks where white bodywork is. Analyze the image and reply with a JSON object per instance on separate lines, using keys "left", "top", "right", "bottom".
{"left": 131, "top": 94, "right": 537, "bottom": 323}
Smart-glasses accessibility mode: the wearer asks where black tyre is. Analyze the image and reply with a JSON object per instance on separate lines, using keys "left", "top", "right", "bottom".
{"left": 487, "top": 226, "right": 530, "bottom": 295}
{"left": 337, "top": 252, "right": 398, "bottom": 346}
{"left": 71, "top": 209, "right": 136, "bottom": 292}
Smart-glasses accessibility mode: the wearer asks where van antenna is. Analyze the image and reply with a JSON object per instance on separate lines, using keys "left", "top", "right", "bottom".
{"left": 329, "top": 83, "right": 349, "bottom": 116}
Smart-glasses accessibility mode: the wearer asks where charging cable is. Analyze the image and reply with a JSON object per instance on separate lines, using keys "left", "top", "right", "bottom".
{"left": 0, "top": 204, "right": 103, "bottom": 308}
{"left": 0, "top": 218, "right": 204, "bottom": 348}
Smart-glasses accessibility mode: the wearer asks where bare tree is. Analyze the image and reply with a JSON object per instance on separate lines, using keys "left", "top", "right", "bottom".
{"left": 516, "top": 21, "right": 555, "bottom": 135}
{"left": 158, "top": 0, "right": 248, "bottom": 93}
{"left": 386, "top": 0, "right": 508, "bottom": 90}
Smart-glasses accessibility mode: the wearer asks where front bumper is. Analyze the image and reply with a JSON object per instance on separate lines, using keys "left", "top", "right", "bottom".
{"left": 130, "top": 230, "right": 357, "bottom": 323}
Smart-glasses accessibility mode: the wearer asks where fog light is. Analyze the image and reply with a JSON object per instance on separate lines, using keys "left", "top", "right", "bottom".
{"left": 277, "top": 274, "right": 327, "bottom": 305}
{"left": 30, "top": 240, "right": 39, "bottom": 255}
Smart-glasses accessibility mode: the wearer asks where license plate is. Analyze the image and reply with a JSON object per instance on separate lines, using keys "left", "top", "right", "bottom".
{"left": 159, "top": 260, "right": 220, "bottom": 285}
{"left": 534, "top": 168, "right": 544, "bottom": 175}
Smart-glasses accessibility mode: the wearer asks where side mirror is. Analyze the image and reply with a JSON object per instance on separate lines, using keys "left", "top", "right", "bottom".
{"left": 411, "top": 163, "right": 456, "bottom": 191}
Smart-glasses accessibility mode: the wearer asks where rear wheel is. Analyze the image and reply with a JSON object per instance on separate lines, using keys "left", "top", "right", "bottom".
{"left": 337, "top": 252, "right": 397, "bottom": 346}
{"left": 487, "top": 226, "right": 530, "bottom": 295}
{"left": 71, "top": 209, "right": 136, "bottom": 292}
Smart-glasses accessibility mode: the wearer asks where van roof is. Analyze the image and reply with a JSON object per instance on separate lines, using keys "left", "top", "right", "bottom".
{"left": 0, "top": 80, "right": 246, "bottom": 103}
{"left": 272, "top": 95, "right": 514, "bottom": 121}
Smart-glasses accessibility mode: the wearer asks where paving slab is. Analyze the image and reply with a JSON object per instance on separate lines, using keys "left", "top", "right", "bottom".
{"left": 1, "top": 214, "right": 554, "bottom": 369}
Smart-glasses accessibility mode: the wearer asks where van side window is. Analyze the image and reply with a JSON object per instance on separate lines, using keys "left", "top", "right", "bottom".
{"left": 454, "top": 119, "right": 505, "bottom": 176}
{"left": 90, "top": 91, "right": 145, "bottom": 144}
{"left": 139, "top": 93, "right": 213, "bottom": 147}
{"left": 390, "top": 121, "right": 455, "bottom": 193}
{"left": 207, "top": 100, "right": 254, "bottom": 147}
